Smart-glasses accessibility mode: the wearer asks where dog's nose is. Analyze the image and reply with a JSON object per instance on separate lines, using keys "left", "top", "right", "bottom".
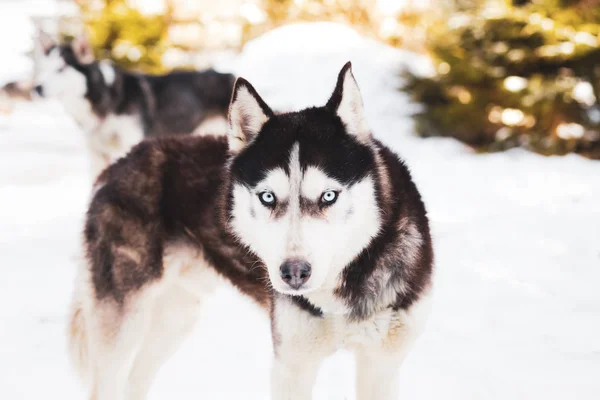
{"left": 279, "top": 260, "right": 311, "bottom": 290}
{"left": 34, "top": 85, "right": 44, "bottom": 96}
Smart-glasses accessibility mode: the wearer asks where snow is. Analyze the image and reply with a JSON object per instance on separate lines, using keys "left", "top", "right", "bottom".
{"left": 0, "top": 0, "right": 79, "bottom": 85}
{"left": 1, "top": 16, "right": 599, "bottom": 400}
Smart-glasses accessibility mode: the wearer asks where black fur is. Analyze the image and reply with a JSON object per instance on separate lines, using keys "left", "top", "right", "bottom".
{"left": 289, "top": 295, "right": 324, "bottom": 317}
{"left": 231, "top": 107, "right": 375, "bottom": 187}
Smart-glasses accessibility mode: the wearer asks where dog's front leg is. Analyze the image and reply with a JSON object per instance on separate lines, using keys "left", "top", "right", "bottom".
{"left": 355, "top": 347, "right": 408, "bottom": 400}
{"left": 270, "top": 352, "right": 322, "bottom": 400}
{"left": 270, "top": 297, "right": 335, "bottom": 400}
{"left": 354, "top": 294, "right": 432, "bottom": 400}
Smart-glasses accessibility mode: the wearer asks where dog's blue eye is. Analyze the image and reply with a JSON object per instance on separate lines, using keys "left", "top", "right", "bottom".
{"left": 259, "top": 191, "right": 276, "bottom": 206}
{"left": 320, "top": 190, "right": 338, "bottom": 206}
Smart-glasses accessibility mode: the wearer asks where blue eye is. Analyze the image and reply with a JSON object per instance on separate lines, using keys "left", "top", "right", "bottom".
{"left": 259, "top": 191, "right": 276, "bottom": 207}
{"left": 320, "top": 190, "right": 338, "bottom": 206}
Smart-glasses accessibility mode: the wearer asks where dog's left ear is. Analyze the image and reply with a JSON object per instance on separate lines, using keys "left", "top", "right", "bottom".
{"left": 36, "top": 29, "right": 56, "bottom": 54}
{"left": 227, "top": 77, "right": 274, "bottom": 154}
{"left": 326, "top": 62, "right": 370, "bottom": 140}
{"left": 72, "top": 35, "right": 95, "bottom": 64}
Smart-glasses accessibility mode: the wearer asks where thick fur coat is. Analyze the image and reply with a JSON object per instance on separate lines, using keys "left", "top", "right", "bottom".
{"left": 69, "top": 62, "right": 434, "bottom": 400}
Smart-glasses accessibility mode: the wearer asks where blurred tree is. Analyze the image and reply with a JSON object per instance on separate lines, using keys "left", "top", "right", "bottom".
{"left": 76, "top": 0, "right": 175, "bottom": 73}
{"left": 241, "top": 0, "right": 380, "bottom": 45}
{"left": 71, "top": 0, "right": 433, "bottom": 72}
{"left": 404, "top": 0, "right": 600, "bottom": 158}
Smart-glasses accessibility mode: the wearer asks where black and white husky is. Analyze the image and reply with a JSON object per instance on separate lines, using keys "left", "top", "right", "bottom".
{"left": 34, "top": 32, "right": 234, "bottom": 176}
{"left": 69, "top": 62, "right": 434, "bottom": 400}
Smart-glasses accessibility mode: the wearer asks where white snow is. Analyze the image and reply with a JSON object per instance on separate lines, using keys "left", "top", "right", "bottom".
{"left": 1, "top": 17, "right": 599, "bottom": 400}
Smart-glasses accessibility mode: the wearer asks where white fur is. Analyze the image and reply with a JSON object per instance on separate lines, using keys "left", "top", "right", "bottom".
{"left": 68, "top": 244, "right": 223, "bottom": 400}
{"left": 36, "top": 48, "right": 101, "bottom": 135}
{"left": 36, "top": 30, "right": 55, "bottom": 55}
{"left": 193, "top": 115, "right": 228, "bottom": 136}
{"left": 300, "top": 166, "right": 343, "bottom": 199}
{"left": 63, "top": 92, "right": 100, "bottom": 133}
{"left": 355, "top": 289, "right": 433, "bottom": 400}
{"left": 86, "top": 114, "right": 144, "bottom": 176}
{"left": 228, "top": 85, "right": 270, "bottom": 153}
{"left": 99, "top": 61, "right": 116, "bottom": 85}
{"left": 258, "top": 167, "right": 292, "bottom": 200}
{"left": 335, "top": 68, "right": 370, "bottom": 140}
{"left": 36, "top": 50, "right": 89, "bottom": 117}
{"left": 271, "top": 296, "right": 337, "bottom": 400}
{"left": 230, "top": 144, "right": 381, "bottom": 296}
{"left": 284, "top": 144, "right": 303, "bottom": 258}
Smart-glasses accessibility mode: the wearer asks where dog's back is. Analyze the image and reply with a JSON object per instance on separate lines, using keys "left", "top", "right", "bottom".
{"left": 144, "top": 70, "right": 235, "bottom": 137}
{"left": 86, "top": 134, "right": 269, "bottom": 304}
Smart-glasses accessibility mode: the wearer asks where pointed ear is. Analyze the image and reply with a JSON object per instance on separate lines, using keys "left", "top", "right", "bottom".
{"left": 227, "top": 78, "right": 273, "bottom": 154}
{"left": 326, "top": 62, "right": 370, "bottom": 140}
{"left": 36, "top": 29, "right": 56, "bottom": 54}
{"left": 72, "top": 35, "right": 95, "bottom": 64}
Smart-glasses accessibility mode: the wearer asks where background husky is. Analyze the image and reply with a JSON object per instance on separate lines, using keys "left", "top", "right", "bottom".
{"left": 70, "top": 62, "right": 433, "bottom": 400}
{"left": 34, "top": 31, "right": 235, "bottom": 176}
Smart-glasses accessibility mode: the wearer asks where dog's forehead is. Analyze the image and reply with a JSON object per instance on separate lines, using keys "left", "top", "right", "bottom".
{"left": 232, "top": 107, "right": 375, "bottom": 187}
{"left": 254, "top": 154, "right": 340, "bottom": 198}
{"left": 300, "top": 167, "right": 340, "bottom": 198}
{"left": 257, "top": 168, "right": 291, "bottom": 197}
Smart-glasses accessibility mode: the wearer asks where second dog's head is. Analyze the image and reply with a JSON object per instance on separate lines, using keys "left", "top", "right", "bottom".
{"left": 33, "top": 31, "right": 116, "bottom": 124}
{"left": 226, "top": 63, "right": 382, "bottom": 296}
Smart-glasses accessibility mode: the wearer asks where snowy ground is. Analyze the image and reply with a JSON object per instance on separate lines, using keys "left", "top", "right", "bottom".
{"left": 1, "top": 12, "right": 599, "bottom": 400}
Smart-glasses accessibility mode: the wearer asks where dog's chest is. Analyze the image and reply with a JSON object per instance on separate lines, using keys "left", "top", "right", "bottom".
{"left": 300, "top": 292, "right": 398, "bottom": 348}
{"left": 61, "top": 95, "right": 100, "bottom": 132}
{"left": 89, "top": 114, "right": 144, "bottom": 163}
{"left": 304, "top": 290, "right": 349, "bottom": 314}
{"left": 328, "top": 309, "right": 396, "bottom": 349}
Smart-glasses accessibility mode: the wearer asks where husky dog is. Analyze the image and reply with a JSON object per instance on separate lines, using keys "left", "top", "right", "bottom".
{"left": 34, "top": 32, "right": 234, "bottom": 176}
{"left": 69, "top": 62, "right": 434, "bottom": 400}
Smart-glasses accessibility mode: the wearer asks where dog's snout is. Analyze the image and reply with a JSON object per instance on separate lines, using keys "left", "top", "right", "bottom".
{"left": 279, "top": 260, "right": 311, "bottom": 290}
{"left": 34, "top": 85, "right": 44, "bottom": 97}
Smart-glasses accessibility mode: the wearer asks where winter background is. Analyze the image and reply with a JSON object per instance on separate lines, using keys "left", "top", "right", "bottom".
{"left": 1, "top": 1, "right": 599, "bottom": 399}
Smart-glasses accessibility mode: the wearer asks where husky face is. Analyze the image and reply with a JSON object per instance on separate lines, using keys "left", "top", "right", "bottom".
{"left": 34, "top": 32, "right": 114, "bottom": 127}
{"left": 36, "top": 46, "right": 88, "bottom": 100}
{"left": 227, "top": 63, "right": 382, "bottom": 295}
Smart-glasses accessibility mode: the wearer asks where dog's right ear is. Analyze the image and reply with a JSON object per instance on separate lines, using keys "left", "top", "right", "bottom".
{"left": 72, "top": 35, "right": 95, "bottom": 64}
{"left": 36, "top": 29, "right": 56, "bottom": 54}
{"left": 227, "top": 78, "right": 273, "bottom": 154}
{"left": 326, "top": 62, "right": 370, "bottom": 141}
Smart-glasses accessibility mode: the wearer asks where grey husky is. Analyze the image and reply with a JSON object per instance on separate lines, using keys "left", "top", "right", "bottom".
{"left": 69, "top": 62, "right": 434, "bottom": 400}
{"left": 34, "top": 32, "right": 234, "bottom": 176}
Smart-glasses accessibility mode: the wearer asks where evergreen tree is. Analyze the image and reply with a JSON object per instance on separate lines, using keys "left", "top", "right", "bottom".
{"left": 404, "top": 0, "right": 600, "bottom": 158}
{"left": 77, "top": 0, "right": 173, "bottom": 73}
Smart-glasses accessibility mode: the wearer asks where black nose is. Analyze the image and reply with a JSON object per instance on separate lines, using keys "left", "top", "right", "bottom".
{"left": 34, "top": 85, "right": 44, "bottom": 96}
{"left": 279, "top": 260, "right": 311, "bottom": 290}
